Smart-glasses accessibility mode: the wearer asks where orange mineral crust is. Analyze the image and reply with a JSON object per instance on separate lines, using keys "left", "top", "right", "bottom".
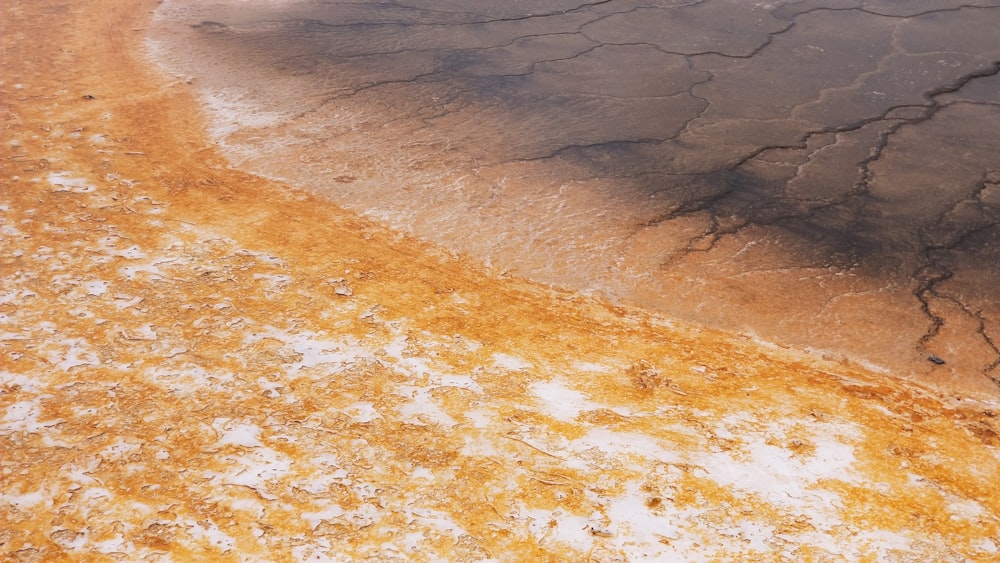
{"left": 1, "top": 1, "right": 999, "bottom": 561}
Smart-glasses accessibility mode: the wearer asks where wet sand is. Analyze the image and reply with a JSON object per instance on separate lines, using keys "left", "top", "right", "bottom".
{"left": 146, "top": 0, "right": 1000, "bottom": 397}
{"left": 2, "top": 0, "right": 1000, "bottom": 560}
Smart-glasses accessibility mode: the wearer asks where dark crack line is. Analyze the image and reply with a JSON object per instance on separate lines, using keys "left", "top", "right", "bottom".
{"left": 250, "top": 0, "right": 621, "bottom": 31}
{"left": 914, "top": 266, "right": 953, "bottom": 352}
{"left": 968, "top": 305, "right": 1000, "bottom": 385}
{"left": 389, "top": 0, "right": 620, "bottom": 22}
{"left": 976, "top": 310, "right": 1000, "bottom": 382}
{"left": 778, "top": 2, "right": 1000, "bottom": 21}
{"left": 577, "top": 3, "right": 1000, "bottom": 64}
{"left": 510, "top": 133, "right": 687, "bottom": 164}
{"left": 907, "top": 96, "right": 999, "bottom": 366}
{"left": 850, "top": 3, "right": 1000, "bottom": 19}
{"left": 499, "top": 51, "right": 719, "bottom": 164}
{"left": 593, "top": 26, "right": 790, "bottom": 61}
{"left": 914, "top": 169, "right": 1000, "bottom": 380}
{"left": 500, "top": 52, "right": 999, "bottom": 209}
{"left": 733, "top": 61, "right": 1000, "bottom": 208}
{"left": 211, "top": 2, "right": 1000, "bottom": 169}
{"left": 627, "top": 60, "right": 1000, "bottom": 270}
{"left": 927, "top": 293, "right": 1000, "bottom": 390}
{"left": 241, "top": 0, "right": 1000, "bottom": 87}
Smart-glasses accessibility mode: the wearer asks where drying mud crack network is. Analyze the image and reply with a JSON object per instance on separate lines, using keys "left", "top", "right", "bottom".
{"left": 146, "top": 0, "right": 1000, "bottom": 395}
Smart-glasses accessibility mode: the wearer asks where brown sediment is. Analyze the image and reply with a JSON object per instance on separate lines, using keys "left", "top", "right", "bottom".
{"left": 2, "top": 1, "right": 1000, "bottom": 561}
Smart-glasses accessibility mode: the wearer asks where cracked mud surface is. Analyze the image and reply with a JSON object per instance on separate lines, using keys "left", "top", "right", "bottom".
{"left": 148, "top": 0, "right": 1000, "bottom": 398}
{"left": 4, "top": 0, "right": 1000, "bottom": 560}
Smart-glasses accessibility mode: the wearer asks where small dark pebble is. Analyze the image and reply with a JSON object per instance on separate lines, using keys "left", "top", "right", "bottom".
{"left": 928, "top": 355, "right": 946, "bottom": 365}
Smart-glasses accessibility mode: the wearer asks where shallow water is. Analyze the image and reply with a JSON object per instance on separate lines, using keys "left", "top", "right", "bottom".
{"left": 147, "top": 0, "right": 1000, "bottom": 396}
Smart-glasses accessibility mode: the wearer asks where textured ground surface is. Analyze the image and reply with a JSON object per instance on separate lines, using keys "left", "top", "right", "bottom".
{"left": 2, "top": 1, "right": 1000, "bottom": 561}
{"left": 147, "top": 0, "right": 1000, "bottom": 397}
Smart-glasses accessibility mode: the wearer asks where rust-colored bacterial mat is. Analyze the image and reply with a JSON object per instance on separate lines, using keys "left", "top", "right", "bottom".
{"left": 2, "top": 1, "right": 999, "bottom": 561}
